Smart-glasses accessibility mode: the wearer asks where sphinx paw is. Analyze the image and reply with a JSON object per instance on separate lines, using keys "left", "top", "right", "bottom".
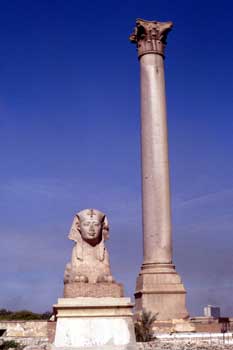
{"left": 74, "top": 275, "right": 88, "bottom": 283}
{"left": 105, "top": 275, "right": 115, "bottom": 283}
{"left": 97, "top": 275, "right": 115, "bottom": 283}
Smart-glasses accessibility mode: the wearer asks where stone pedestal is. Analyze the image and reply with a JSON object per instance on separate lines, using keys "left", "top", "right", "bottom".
{"left": 135, "top": 263, "right": 188, "bottom": 320}
{"left": 130, "top": 19, "right": 188, "bottom": 320}
{"left": 64, "top": 282, "right": 124, "bottom": 298}
{"left": 53, "top": 297, "right": 137, "bottom": 350}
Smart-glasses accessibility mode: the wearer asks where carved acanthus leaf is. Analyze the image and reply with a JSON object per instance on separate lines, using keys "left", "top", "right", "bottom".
{"left": 129, "top": 18, "right": 173, "bottom": 58}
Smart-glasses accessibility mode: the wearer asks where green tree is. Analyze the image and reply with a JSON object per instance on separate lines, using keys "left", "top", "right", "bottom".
{"left": 0, "top": 309, "right": 52, "bottom": 320}
{"left": 134, "top": 309, "right": 158, "bottom": 342}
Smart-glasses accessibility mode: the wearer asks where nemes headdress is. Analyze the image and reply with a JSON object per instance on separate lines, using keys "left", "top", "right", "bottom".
{"left": 68, "top": 208, "right": 109, "bottom": 261}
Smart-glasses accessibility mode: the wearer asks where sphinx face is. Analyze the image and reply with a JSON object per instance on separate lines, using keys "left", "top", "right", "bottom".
{"left": 79, "top": 218, "right": 102, "bottom": 245}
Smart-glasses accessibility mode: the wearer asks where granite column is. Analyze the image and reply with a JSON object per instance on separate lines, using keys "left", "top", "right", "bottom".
{"left": 130, "top": 19, "right": 188, "bottom": 320}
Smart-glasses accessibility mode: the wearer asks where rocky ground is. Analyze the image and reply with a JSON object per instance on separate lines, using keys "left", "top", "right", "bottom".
{"left": 2, "top": 339, "right": 233, "bottom": 350}
{"left": 138, "top": 340, "right": 233, "bottom": 350}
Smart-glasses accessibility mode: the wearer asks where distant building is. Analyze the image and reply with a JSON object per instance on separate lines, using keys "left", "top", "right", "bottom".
{"left": 204, "top": 305, "right": 220, "bottom": 318}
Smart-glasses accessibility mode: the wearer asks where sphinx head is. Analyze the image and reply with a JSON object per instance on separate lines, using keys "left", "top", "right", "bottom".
{"left": 69, "top": 209, "right": 109, "bottom": 246}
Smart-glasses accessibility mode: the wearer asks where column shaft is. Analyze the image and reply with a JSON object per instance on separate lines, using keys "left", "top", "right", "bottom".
{"left": 140, "top": 53, "right": 172, "bottom": 264}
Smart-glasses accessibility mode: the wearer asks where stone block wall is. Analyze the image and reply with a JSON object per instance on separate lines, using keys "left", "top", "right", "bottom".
{"left": 47, "top": 322, "right": 56, "bottom": 343}
{"left": 0, "top": 321, "right": 48, "bottom": 338}
{"left": 0, "top": 320, "right": 55, "bottom": 347}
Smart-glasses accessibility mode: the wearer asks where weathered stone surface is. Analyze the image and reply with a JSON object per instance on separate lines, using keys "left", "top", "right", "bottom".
{"left": 137, "top": 340, "right": 233, "bottom": 350}
{"left": 0, "top": 321, "right": 48, "bottom": 338}
{"left": 53, "top": 297, "right": 136, "bottom": 349}
{"left": 23, "top": 344, "right": 52, "bottom": 350}
{"left": 0, "top": 337, "right": 49, "bottom": 348}
{"left": 135, "top": 264, "right": 188, "bottom": 320}
{"left": 47, "top": 321, "right": 56, "bottom": 343}
{"left": 55, "top": 318, "right": 135, "bottom": 348}
{"left": 52, "top": 347, "right": 138, "bottom": 350}
{"left": 130, "top": 19, "right": 188, "bottom": 320}
{"left": 172, "top": 320, "right": 196, "bottom": 333}
{"left": 63, "top": 209, "right": 124, "bottom": 297}
{"left": 129, "top": 18, "right": 173, "bottom": 58}
{"left": 64, "top": 281, "right": 124, "bottom": 298}
{"left": 53, "top": 297, "right": 134, "bottom": 317}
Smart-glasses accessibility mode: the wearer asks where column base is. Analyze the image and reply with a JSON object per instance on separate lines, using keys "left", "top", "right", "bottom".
{"left": 134, "top": 263, "right": 189, "bottom": 320}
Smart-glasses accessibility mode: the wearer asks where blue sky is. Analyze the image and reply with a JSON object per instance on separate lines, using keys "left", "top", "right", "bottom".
{"left": 0, "top": 0, "right": 233, "bottom": 317}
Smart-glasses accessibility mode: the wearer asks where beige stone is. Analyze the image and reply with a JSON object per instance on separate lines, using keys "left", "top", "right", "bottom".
{"left": 135, "top": 263, "right": 188, "bottom": 320}
{"left": 0, "top": 321, "right": 48, "bottom": 338}
{"left": 53, "top": 210, "right": 137, "bottom": 348}
{"left": 171, "top": 319, "right": 196, "bottom": 333}
{"left": 53, "top": 298, "right": 137, "bottom": 349}
{"left": 64, "top": 281, "right": 123, "bottom": 298}
{"left": 63, "top": 209, "right": 123, "bottom": 297}
{"left": 130, "top": 19, "right": 188, "bottom": 320}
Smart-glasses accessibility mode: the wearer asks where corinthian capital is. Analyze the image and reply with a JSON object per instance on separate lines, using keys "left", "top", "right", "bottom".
{"left": 129, "top": 19, "right": 173, "bottom": 58}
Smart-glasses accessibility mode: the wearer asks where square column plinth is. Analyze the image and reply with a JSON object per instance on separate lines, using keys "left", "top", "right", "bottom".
{"left": 135, "top": 264, "right": 188, "bottom": 320}
{"left": 53, "top": 297, "right": 138, "bottom": 350}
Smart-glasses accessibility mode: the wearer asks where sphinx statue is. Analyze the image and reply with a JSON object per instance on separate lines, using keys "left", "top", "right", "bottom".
{"left": 54, "top": 208, "right": 136, "bottom": 348}
{"left": 63, "top": 209, "right": 123, "bottom": 297}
